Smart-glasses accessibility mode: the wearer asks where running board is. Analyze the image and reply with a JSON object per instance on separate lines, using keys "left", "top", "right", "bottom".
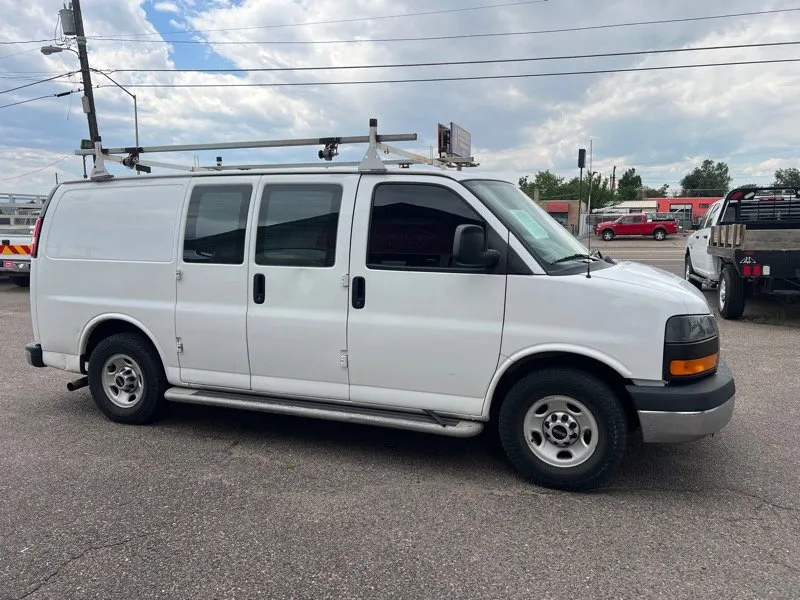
{"left": 164, "top": 388, "right": 484, "bottom": 438}
{"left": 688, "top": 273, "right": 718, "bottom": 288}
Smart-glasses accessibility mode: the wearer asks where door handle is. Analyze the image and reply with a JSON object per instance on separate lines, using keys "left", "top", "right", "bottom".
{"left": 253, "top": 273, "right": 265, "bottom": 304}
{"left": 352, "top": 276, "right": 366, "bottom": 309}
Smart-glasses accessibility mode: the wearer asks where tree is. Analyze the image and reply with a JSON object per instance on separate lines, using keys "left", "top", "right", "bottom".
{"left": 617, "top": 168, "right": 643, "bottom": 202}
{"left": 518, "top": 170, "right": 616, "bottom": 210}
{"left": 519, "top": 170, "right": 565, "bottom": 201}
{"left": 570, "top": 172, "right": 616, "bottom": 209}
{"left": 643, "top": 184, "right": 670, "bottom": 198}
{"left": 679, "top": 159, "right": 732, "bottom": 197}
{"left": 774, "top": 168, "right": 800, "bottom": 188}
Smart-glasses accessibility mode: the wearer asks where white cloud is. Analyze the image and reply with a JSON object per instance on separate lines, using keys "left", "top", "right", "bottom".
{"left": 1, "top": 0, "right": 799, "bottom": 195}
{"left": 153, "top": 1, "right": 180, "bottom": 14}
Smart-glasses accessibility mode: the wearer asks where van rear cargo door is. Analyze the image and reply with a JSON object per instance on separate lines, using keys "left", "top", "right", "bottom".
{"left": 175, "top": 178, "right": 257, "bottom": 390}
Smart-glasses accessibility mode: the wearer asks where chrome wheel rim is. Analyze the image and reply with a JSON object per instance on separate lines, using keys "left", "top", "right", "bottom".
{"left": 102, "top": 354, "right": 145, "bottom": 408}
{"left": 685, "top": 261, "right": 691, "bottom": 280}
{"left": 656, "top": 230, "right": 665, "bottom": 240}
{"left": 719, "top": 277, "right": 727, "bottom": 311}
{"left": 523, "top": 396, "right": 599, "bottom": 468}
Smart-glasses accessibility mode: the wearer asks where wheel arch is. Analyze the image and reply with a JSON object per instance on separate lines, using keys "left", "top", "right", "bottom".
{"left": 79, "top": 315, "right": 167, "bottom": 374}
{"left": 484, "top": 348, "right": 639, "bottom": 431}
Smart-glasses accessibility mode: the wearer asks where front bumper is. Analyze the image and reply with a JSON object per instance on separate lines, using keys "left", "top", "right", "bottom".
{"left": 627, "top": 361, "right": 736, "bottom": 443}
{"left": 26, "top": 342, "right": 45, "bottom": 368}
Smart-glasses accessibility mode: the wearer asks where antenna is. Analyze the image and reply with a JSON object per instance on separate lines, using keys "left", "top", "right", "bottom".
{"left": 586, "top": 138, "right": 593, "bottom": 279}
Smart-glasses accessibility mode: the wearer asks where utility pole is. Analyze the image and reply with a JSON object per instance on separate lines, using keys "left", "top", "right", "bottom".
{"left": 71, "top": 0, "right": 100, "bottom": 143}
{"left": 610, "top": 165, "right": 616, "bottom": 198}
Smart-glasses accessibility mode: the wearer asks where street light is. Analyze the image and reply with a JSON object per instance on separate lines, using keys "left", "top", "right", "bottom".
{"left": 41, "top": 45, "right": 73, "bottom": 56}
{"left": 40, "top": 45, "right": 139, "bottom": 150}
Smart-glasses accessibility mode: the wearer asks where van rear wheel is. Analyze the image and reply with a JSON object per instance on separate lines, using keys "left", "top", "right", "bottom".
{"left": 87, "top": 332, "right": 166, "bottom": 424}
{"left": 498, "top": 368, "right": 627, "bottom": 492}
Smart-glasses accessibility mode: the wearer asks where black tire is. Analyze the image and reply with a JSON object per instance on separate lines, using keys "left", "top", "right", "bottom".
{"left": 498, "top": 368, "right": 628, "bottom": 492}
{"left": 9, "top": 275, "right": 29, "bottom": 287}
{"left": 87, "top": 332, "right": 167, "bottom": 424}
{"left": 653, "top": 228, "right": 667, "bottom": 241}
{"left": 684, "top": 254, "right": 702, "bottom": 289}
{"left": 601, "top": 229, "right": 615, "bottom": 241}
{"left": 718, "top": 264, "right": 745, "bottom": 320}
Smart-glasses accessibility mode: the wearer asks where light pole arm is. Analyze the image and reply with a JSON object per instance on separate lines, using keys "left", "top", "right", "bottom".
{"left": 91, "top": 69, "right": 135, "bottom": 100}
{"left": 90, "top": 69, "right": 139, "bottom": 150}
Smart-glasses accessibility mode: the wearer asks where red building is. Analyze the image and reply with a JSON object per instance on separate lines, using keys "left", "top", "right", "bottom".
{"left": 655, "top": 197, "right": 721, "bottom": 222}
{"left": 540, "top": 200, "right": 580, "bottom": 232}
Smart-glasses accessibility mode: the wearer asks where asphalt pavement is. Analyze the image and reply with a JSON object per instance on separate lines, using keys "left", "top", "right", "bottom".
{"left": 1, "top": 263, "right": 798, "bottom": 599}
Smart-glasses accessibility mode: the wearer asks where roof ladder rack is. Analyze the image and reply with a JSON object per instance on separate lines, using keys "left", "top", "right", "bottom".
{"left": 74, "top": 118, "right": 479, "bottom": 181}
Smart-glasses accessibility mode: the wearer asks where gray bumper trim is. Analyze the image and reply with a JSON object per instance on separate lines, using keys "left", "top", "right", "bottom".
{"left": 638, "top": 394, "right": 735, "bottom": 443}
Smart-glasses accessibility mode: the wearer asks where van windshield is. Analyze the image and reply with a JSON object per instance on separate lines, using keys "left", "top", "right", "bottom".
{"left": 462, "top": 179, "right": 592, "bottom": 268}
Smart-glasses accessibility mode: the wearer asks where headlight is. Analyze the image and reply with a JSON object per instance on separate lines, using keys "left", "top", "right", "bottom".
{"left": 663, "top": 314, "right": 719, "bottom": 381}
{"left": 665, "top": 314, "right": 718, "bottom": 343}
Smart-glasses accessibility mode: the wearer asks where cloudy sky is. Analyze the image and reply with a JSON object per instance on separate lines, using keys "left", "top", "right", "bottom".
{"left": 1, "top": 0, "right": 799, "bottom": 196}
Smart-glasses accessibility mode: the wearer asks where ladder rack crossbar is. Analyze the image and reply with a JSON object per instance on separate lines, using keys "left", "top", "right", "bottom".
{"left": 75, "top": 133, "right": 418, "bottom": 156}
{"left": 193, "top": 159, "right": 417, "bottom": 171}
{"left": 74, "top": 118, "right": 478, "bottom": 181}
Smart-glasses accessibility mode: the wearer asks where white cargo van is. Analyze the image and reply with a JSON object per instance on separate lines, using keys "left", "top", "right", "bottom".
{"left": 25, "top": 122, "right": 735, "bottom": 491}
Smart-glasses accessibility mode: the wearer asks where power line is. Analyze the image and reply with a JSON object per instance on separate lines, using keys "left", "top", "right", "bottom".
{"left": 0, "top": 47, "right": 45, "bottom": 60}
{"left": 91, "top": 0, "right": 550, "bottom": 38}
{"left": 0, "top": 88, "right": 82, "bottom": 110}
{"left": 0, "top": 72, "right": 76, "bottom": 95}
{"left": 88, "top": 7, "right": 800, "bottom": 46}
{"left": 0, "top": 38, "right": 52, "bottom": 46}
{"left": 104, "top": 40, "right": 800, "bottom": 74}
{"left": 0, "top": 154, "right": 74, "bottom": 182}
{"left": 98, "top": 58, "right": 800, "bottom": 89}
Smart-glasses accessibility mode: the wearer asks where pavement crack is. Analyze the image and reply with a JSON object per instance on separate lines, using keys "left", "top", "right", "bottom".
{"left": 771, "top": 559, "right": 800, "bottom": 574}
{"left": 605, "top": 485, "right": 798, "bottom": 513}
{"left": 718, "top": 487, "right": 798, "bottom": 513}
{"left": 13, "top": 532, "right": 153, "bottom": 600}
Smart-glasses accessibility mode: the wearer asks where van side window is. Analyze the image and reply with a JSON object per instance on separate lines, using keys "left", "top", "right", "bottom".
{"left": 183, "top": 184, "right": 252, "bottom": 265}
{"left": 367, "top": 183, "right": 484, "bottom": 271}
{"left": 255, "top": 184, "right": 342, "bottom": 267}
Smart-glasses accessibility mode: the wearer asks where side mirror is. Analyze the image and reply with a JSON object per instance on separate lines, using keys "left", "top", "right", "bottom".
{"left": 453, "top": 224, "right": 500, "bottom": 268}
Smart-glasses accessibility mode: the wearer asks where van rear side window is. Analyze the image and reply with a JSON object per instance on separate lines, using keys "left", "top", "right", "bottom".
{"left": 183, "top": 184, "right": 252, "bottom": 265}
{"left": 255, "top": 184, "right": 342, "bottom": 268}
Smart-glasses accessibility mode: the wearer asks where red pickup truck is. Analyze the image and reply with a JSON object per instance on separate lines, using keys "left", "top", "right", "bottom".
{"left": 594, "top": 213, "right": 678, "bottom": 241}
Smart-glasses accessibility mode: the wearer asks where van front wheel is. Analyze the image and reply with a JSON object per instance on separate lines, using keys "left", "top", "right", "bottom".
{"left": 87, "top": 332, "right": 166, "bottom": 424}
{"left": 498, "top": 368, "right": 627, "bottom": 492}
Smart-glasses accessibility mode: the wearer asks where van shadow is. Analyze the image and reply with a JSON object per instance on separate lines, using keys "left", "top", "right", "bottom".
{"left": 156, "top": 402, "right": 733, "bottom": 492}
{"left": 157, "top": 400, "right": 515, "bottom": 480}
{"left": 60, "top": 393, "right": 736, "bottom": 493}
